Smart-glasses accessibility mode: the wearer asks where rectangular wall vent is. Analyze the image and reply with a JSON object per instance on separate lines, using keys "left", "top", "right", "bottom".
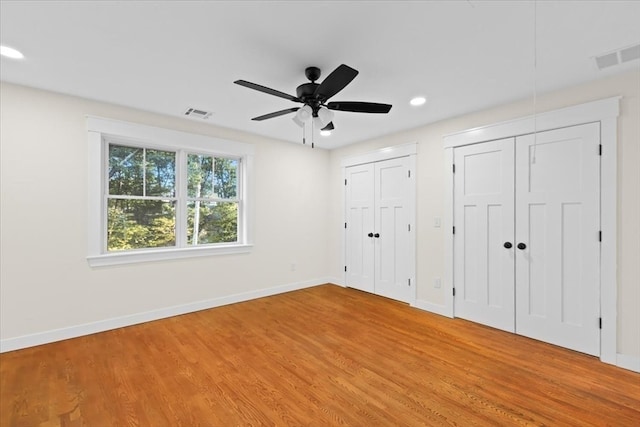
{"left": 595, "top": 43, "right": 640, "bottom": 70}
{"left": 184, "top": 107, "right": 212, "bottom": 120}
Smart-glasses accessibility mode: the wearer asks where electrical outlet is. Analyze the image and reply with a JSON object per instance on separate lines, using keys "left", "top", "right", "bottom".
{"left": 434, "top": 278, "right": 441, "bottom": 289}
{"left": 434, "top": 217, "right": 441, "bottom": 228}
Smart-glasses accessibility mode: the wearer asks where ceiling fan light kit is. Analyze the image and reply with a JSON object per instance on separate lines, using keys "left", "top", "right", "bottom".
{"left": 292, "top": 114, "right": 305, "bottom": 128}
{"left": 317, "top": 106, "right": 334, "bottom": 126}
{"left": 294, "top": 104, "right": 313, "bottom": 125}
{"left": 234, "top": 64, "right": 392, "bottom": 147}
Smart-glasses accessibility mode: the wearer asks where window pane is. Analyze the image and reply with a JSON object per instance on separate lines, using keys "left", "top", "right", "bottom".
{"left": 109, "top": 145, "right": 143, "bottom": 195}
{"left": 214, "top": 158, "right": 238, "bottom": 199}
{"left": 107, "top": 199, "right": 176, "bottom": 251}
{"left": 187, "top": 154, "right": 214, "bottom": 198}
{"left": 187, "top": 201, "right": 238, "bottom": 245}
{"left": 145, "top": 149, "right": 176, "bottom": 197}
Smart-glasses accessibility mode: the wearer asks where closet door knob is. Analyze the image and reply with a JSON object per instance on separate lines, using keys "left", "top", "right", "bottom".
{"left": 374, "top": 233, "right": 380, "bottom": 238}
{"left": 517, "top": 243, "right": 527, "bottom": 250}
{"left": 367, "top": 232, "right": 374, "bottom": 238}
{"left": 503, "top": 242, "right": 513, "bottom": 249}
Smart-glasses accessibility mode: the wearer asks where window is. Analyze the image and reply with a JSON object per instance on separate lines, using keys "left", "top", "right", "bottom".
{"left": 106, "top": 145, "right": 240, "bottom": 251}
{"left": 87, "top": 117, "right": 253, "bottom": 267}
{"left": 107, "top": 145, "right": 178, "bottom": 251}
{"left": 186, "top": 154, "right": 239, "bottom": 246}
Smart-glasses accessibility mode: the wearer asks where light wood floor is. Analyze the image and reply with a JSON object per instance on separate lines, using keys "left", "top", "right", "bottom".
{"left": 1, "top": 284, "right": 639, "bottom": 426}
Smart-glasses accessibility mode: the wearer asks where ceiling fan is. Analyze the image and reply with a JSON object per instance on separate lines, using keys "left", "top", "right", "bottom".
{"left": 234, "top": 64, "right": 392, "bottom": 141}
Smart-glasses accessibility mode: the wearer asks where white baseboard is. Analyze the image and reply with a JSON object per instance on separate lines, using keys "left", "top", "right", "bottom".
{"left": 326, "top": 276, "right": 346, "bottom": 287}
{"left": 617, "top": 353, "right": 640, "bottom": 373}
{"left": 0, "top": 278, "right": 328, "bottom": 353}
{"left": 413, "top": 299, "right": 454, "bottom": 318}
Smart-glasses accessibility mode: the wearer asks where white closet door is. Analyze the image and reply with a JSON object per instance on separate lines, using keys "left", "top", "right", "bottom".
{"left": 345, "top": 163, "right": 375, "bottom": 293}
{"left": 454, "top": 138, "right": 516, "bottom": 332}
{"left": 374, "top": 157, "right": 411, "bottom": 302}
{"left": 515, "top": 123, "right": 601, "bottom": 356}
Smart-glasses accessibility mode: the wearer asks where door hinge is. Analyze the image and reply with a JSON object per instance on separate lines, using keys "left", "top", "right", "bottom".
{"left": 452, "top": 164, "right": 456, "bottom": 173}
{"left": 599, "top": 144, "right": 602, "bottom": 156}
{"left": 452, "top": 226, "right": 455, "bottom": 235}
{"left": 599, "top": 317, "right": 602, "bottom": 329}
{"left": 344, "top": 266, "right": 347, "bottom": 272}
{"left": 408, "top": 170, "right": 411, "bottom": 178}
{"left": 453, "top": 288, "right": 456, "bottom": 297}
{"left": 408, "top": 224, "right": 411, "bottom": 232}
{"left": 408, "top": 278, "right": 411, "bottom": 287}
{"left": 599, "top": 230, "right": 602, "bottom": 242}
{"left": 345, "top": 178, "right": 347, "bottom": 185}
{"left": 345, "top": 222, "right": 347, "bottom": 229}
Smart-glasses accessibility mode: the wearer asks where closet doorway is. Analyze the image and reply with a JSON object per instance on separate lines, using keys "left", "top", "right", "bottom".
{"left": 343, "top": 144, "right": 417, "bottom": 304}
{"left": 453, "top": 123, "right": 600, "bottom": 355}
{"left": 443, "top": 97, "right": 619, "bottom": 362}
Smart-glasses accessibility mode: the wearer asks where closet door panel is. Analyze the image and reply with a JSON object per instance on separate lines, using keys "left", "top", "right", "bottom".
{"left": 375, "top": 157, "right": 411, "bottom": 302}
{"left": 345, "top": 163, "right": 375, "bottom": 293}
{"left": 515, "top": 123, "right": 600, "bottom": 356}
{"left": 454, "top": 138, "right": 515, "bottom": 332}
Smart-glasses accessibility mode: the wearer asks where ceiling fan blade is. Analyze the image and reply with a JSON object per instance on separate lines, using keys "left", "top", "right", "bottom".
{"left": 313, "top": 64, "right": 359, "bottom": 100}
{"left": 321, "top": 122, "right": 335, "bottom": 131}
{"left": 252, "top": 107, "right": 299, "bottom": 121}
{"left": 327, "top": 101, "right": 392, "bottom": 114}
{"left": 234, "top": 80, "right": 301, "bottom": 102}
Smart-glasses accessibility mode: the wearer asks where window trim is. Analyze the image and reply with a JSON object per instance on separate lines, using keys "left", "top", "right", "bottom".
{"left": 87, "top": 116, "right": 254, "bottom": 267}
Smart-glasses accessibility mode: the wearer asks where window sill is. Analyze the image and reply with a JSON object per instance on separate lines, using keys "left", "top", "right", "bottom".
{"left": 87, "top": 244, "right": 253, "bottom": 267}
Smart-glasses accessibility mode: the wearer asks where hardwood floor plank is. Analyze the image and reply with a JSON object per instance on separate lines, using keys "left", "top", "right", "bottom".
{"left": 2, "top": 284, "right": 639, "bottom": 426}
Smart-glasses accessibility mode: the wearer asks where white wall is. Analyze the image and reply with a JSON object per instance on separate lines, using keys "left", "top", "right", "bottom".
{"left": 2, "top": 70, "right": 638, "bottom": 364}
{"left": 329, "top": 70, "right": 640, "bottom": 360}
{"left": 0, "top": 82, "right": 331, "bottom": 345}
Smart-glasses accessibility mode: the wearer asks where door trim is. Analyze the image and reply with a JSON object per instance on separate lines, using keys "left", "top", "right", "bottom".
{"left": 443, "top": 97, "right": 619, "bottom": 366}
{"left": 342, "top": 143, "right": 417, "bottom": 305}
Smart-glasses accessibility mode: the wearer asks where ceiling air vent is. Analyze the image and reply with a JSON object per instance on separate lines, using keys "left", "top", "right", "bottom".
{"left": 595, "top": 52, "right": 619, "bottom": 70}
{"left": 594, "top": 43, "right": 640, "bottom": 70}
{"left": 184, "top": 107, "right": 212, "bottom": 120}
{"left": 620, "top": 44, "right": 640, "bottom": 63}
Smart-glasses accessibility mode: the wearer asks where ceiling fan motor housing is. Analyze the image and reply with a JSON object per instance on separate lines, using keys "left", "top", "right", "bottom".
{"left": 296, "top": 82, "right": 319, "bottom": 100}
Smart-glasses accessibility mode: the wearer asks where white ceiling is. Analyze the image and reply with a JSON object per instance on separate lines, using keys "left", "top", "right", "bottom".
{"left": 1, "top": 1, "right": 639, "bottom": 149}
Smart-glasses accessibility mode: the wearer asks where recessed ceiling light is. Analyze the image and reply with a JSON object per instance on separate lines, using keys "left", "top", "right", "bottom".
{"left": 410, "top": 96, "right": 427, "bottom": 106}
{"left": 0, "top": 45, "right": 25, "bottom": 59}
{"left": 320, "top": 130, "right": 332, "bottom": 137}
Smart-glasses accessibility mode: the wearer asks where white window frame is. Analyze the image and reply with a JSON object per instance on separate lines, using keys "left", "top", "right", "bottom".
{"left": 87, "top": 116, "right": 254, "bottom": 267}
